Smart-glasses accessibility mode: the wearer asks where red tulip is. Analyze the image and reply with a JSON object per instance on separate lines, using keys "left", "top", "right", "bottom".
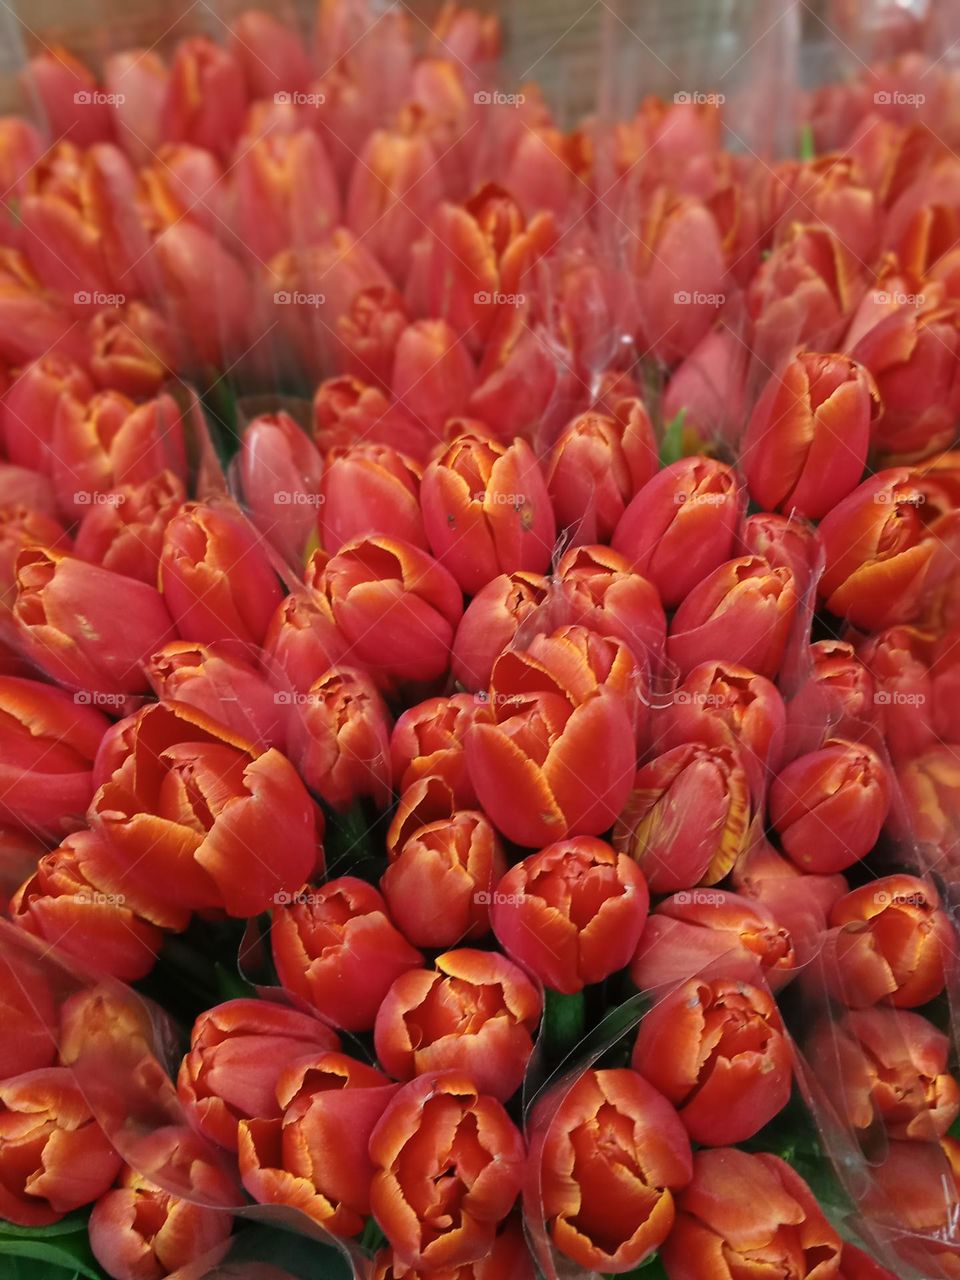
{"left": 451, "top": 570, "right": 549, "bottom": 691}
{"left": 662, "top": 325, "right": 751, "bottom": 447}
{"left": 612, "top": 457, "right": 741, "bottom": 608}
{"left": 769, "top": 738, "right": 891, "bottom": 873}
{"left": 262, "top": 584, "right": 347, "bottom": 697}
{"left": 668, "top": 555, "right": 798, "bottom": 680}
{"left": 272, "top": 876, "right": 423, "bottom": 1031}
{"left": 234, "top": 127, "right": 340, "bottom": 264}
{"left": 161, "top": 36, "right": 246, "bottom": 159}
{"left": 334, "top": 285, "right": 409, "bottom": 389}
{"left": 391, "top": 318, "right": 478, "bottom": 438}
{"left": 373, "top": 1214, "right": 534, "bottom": 1280}
{"left": 320, "top": 442, "right": 426, "bottom": 552}
{"left": 0, "top": 951, "right": 57, "bottom": 1079}
{"left": 235, "top": 411, "right": 324, "bottom": 564}
{"left": 177, "top": 998, "right": 340, "bottom": 1152}
{"left": 312, "top": 373, "right": 429, "bottom": 460}
{"left": 897, "top": 743, "right": 960, "bottom": 879}
{"left": 0, "top": 505, "right": 70, "bottom": 610}
{"left": 24, "top": 47, "right": 112, "bottom": 146}
{"left": 553, "top": 543, "right": 666, "bottom": 670}
{"left": 838, "top": 1244, "right": 898, "bottom": 1280}
{"left": 491, "top": 836, "right": 648, "bottom": 994}
{"left": 630, "top": 889, "right": 796, "bottom": 992}
{"left": 783, "top": 640, "right": 878, "bottom": 760}
{"left": 467, "top": 303, "right": 559, "bottom": 443}
{"left": 13, "top": 549, "right": 175, "bottom": 697}
{"left": 390, "top": 694, "right": 478, "bottom": 805}
{"left": 615, "top": 743, "right": 752, "bottom": 893}
{"left": 529, "top": 1067, "right": 693, "bottom": 1273}
{"left": 2, "top": 355, "right": 93, "bottom": 472}
{"left": 229, "top": 10, "right": 311, "bottom": 98}
{"left": 857, "top": 624, "right": 936, "bottom": 764}
{"left": 289, "top": 666, "right": 393, "bottom": 811}
{"left": 374, "top": 948, "right": 541, "bottom": 1100}
{"left": 730, "top": 840, "right": 847, "bottom": 967}
{"left": 861, "top": 1139, "right": 960, "bottom": 1277}
{"left": 742, "top": 351, "right": 878, "bottom": 519}
{"left": 0, "top": 249, "right": 83, "bottom": 367}
{"left": 0, "top": 465, "right": 59, "bottom": 521}
{"left": 101, "top": 49, "right": 167, "bottom": 166}
{"left": 73, "top": 470, "right": 185, "bottom": 587}
{"left": 149, "top": 221, "right": 252, "bottom": 367}
{"left": 661, "top": 1149, "right": 842, "bottom": 1280}
{"left": 369, "top": 1071, "right": 525, "bottom": 1270}
{"left": 87, "top": 300, "right": 175, "bottom": 398}
{"left": 639, "top": 978, "right": 792, "bottom": 1151}
{"left": 738, "top": 511, "right": 821, "bottom": 587}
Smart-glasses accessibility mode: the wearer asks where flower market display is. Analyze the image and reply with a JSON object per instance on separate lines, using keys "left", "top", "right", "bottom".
{"left": 0, "top": 1, "right": 960, "bottom": 1277}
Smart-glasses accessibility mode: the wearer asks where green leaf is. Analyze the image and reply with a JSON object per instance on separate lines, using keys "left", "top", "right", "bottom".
{"left": 659, "top": 408, "right": 686, "bottom": 466}
{"left": 0, "top": 1214, "right": 91, "bottom": 1240}
{"left": 0, "top": 1236, "right": 104, "bottom": 1280}
{"left": 799, "top": 122, "right": 815, "bottom": 160}
{"left": 544, "top": 989, "right": 586, "bottom": 1059}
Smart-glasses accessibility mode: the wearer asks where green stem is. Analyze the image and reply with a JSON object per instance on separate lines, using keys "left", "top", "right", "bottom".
{"left": 544, "top": 989, "right": 587, "bottom": 1061}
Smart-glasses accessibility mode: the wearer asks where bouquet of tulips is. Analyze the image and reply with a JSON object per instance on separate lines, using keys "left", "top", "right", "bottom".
{"left": 1, "top": 0, "right": 960, "bottom": 1277}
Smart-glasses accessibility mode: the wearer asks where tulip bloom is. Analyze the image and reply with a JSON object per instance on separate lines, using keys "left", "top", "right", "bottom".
{"left": 662, "top": 325, "right": 750, "bottom": 446}
{"left": 235, "top": 411, "right": 324, "bottom": 564}
{"left": 262, "top": 586, "right": 347, "bottom": 697}
{"left": 631, "top": 890, "right": 796, "bottom": 992}
{"left": 490, "top": 836, "right": 648, "bottom": 994}
{"left": 177, "top": 998, "right": 340, "bottom": 1151}
{"left": 784, "top": 640, "right": 877, "bottom": 760}
{"left": 334, "top": 285, "right": 409, "bottom": 389}
{"left": 0, "top": 952, "right": 57, "bottom": 1079}
{"left": 818, "top": 469, "right": 936, "bottom": 630}
{"left": 313, "top": 537, "right": 463, "bottom": 687}
{"left": 14, "top": 547, "right": 175, "bottom": 697}
{"left": 0, "top": 1068, "right": 121, "bottom": 1225}
{"left": 374, "top": 949, "right": 541, "bottom": 1100}
{"left": 320, "top": 442, "right": 425, "bottom": 553}
{"left": 825, "top": 875, "right": 950, "bottom": 1008}
{"left": 858, "top": 624, "right": 936, "bottom": 765}
{"left": 632, "top": 978, "right": 792, "bottom": 1146}
{"left": 451, "top": 570, "right": 549, "bottom": 690}
{"left": 272, "top": 877, "right": 423, "bottom": 1031}
{"left": 769, "top": 738, "right": 891, "bottom": 874}
{"left": 530, "top": 1068, "right": 693, "bottom": 1274}
{"left": 374, "top": 1215, "right": 534, "bottom": 1280}
{"left": 369, "top": 1071, "right": 525, "bottom": 1270}
{"left": 240, "top": 1052, "right": 399, "bottom": 1237}
{"left": 897, "top": 743, "right": 960, "bottom": 878}
{"left": 668, "top": 555, "right": 798, "bottom": 680}
{"left": 234, "top": 128, "right": 340, "bottom": 265}
{"left": 390, "top": 694, "right": 478, "bottom": 805}
{"left": 289, "top": 666, "right": 393, "bottom": 811}
{"left": 615, "top": 743, "right": 751, "bottom": 893}
{"left": 90, "top": 701, "right": 321, "bottom": 925}
{"left": 743, "top": 352, "right": 878, "bottom": 520}
{"left": 160, "top": 503, "right": 284, "bottom": 660}
{"left": 0, "top": 505, "right": 71, "bottom": 612}
{"left": 383, "top": 805, "right": 506, "bottom": 948}
{"left": 0, "top": 248, "right": 82, "bottom": 368}
{"left": 73, "top": 470, "right": 186, "bottom": 586}
{"left": 391, "top": 318, "right": 478, "bottom": 438}
{"left": 11, "top": 830, "right": 164, "bottom": 981}
{"left": 554, "top": 544, "right": 666, "bottom": 670}
{"left": 24, "top": 48, "right": 112, "bottom": 146}
{"left": 311, "top": 373, "right": 428, "bottom": 459}
{"left": 161, "top": 36, "right": 246, "bottom": 159}
{"left": 612, "top": 457, "right": 741, "bottom": 608}
{"left": 739, "top": 511, "right": 821, "bottom": 586}
{"left": 661, "top": 1149, "right": 841, "bottom": 1280}
{"left": 2, "top": 354, "right": 92, "bottom": 472}
{"left": 809, "top": 1007, "right": 960, "bottom": 1142}
{"left": 731, "top": 840, "right": 847, "bottom": 968}
{"left": 87, "top": 299, "right": 175, "bottom": 397}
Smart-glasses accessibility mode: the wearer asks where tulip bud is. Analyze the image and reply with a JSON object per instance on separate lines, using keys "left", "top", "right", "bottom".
{"left": 0, "top": 465, "right": 58, "bottom": 521}
{"left": 234, "top": 128, "right": 340, "bottom": 264}
{"left": 160, "top": 503, "right": 284, "bottom": 660}
{"left": 391, "top": 319, "right": 478, "bottom": 438}
{"left": 742, "top": 351, "right": 878, "bottom": 519}
{"left": 783, "top": 640, "right": 877, "bottom": 760}
{"left": 334, "top": 284, "right": 408, "bottom": 388}
{"left": 390, "top": 693, "right": 478, "bottom": 805}
{"left": 150, "top": 221, "right": 252, "bottom": 367}
{"left": 320, "top": 442, "right": 426, "bottom": 552}
{"left": 374, "top": 949, "right": 541, "bottom": 1101}
{"left": 272, "top": 876, "right": 423, "bottom": 1031}
{"left": 229, "top": 10, "right": 311, "bottom": 98}
{"left": 769, "top": 738, "right": 891, "bottom": 873}
{"left": 236, "top": 411, "right": 324, "bottom": 564}
{"left": 177, "top": 998, "right": 340, "bottom": 1152}
{"left": 161, "top": 36, "right": 246, "bottom": 159}
{"left": 0, "top": 506, "right": 70, "bottom": 610}
{"left": 24, "top": 48, "right": 112, "bottom": 145}
{"left": 731, "top": 840, "right": 847, "bottom": 967}
{"left": 74, "top": 470, "right": 186, "bottom": 586}
{"left": 0, "top": 951, "right": 57, "bottom": 1078}
{"left": 420, "top": 430, "right": 556, "bottom": 594}
{"left": 289, "top": 666, "right": 393, "bottom": 811}
{"left": 102, "top": 49, "right": 167, "bottom": 165}
{"left": 529, "top": 1068, "right": 693, "bottom": 1274}
{"left": 630, "top": 889, "right": 796, "bottom": 992}
{"left": 858, "top": 624, "right": 936, "bottom": 764}
{"left": 825, "top": 874, "right": 950, "bottom": 1008}
{"left": 555, "top": 544, "right": 667, "bottom": 671}
{"left": 451, "top": 570, "right": 549, "bottom": 690}
{"left": 612, "top": 457, "right": 741, "bottom": 608}
{"left": 738, "top": 511, "right": 821, "bottom": 586}
{"left": 0, "top": 249, "right": 82, "bottom": 368}
{"left": 312, "top": 374, "right": 430, "bottom": 460}
{"left": 615, "top": 743, "right": 752, "bottom": 893}
{"left": 661, "top": 325, "right": 750, "bottom": 446}
{"left": 632, "top": 977, "right": 792, "bottom": 1145}
{"left": 491, "top": 836, "right": 648, "bottom": 994}
{"left": 370, "top": 1071, "right": 525, "bottom": 1270}
{"left": 2, "top": 355, "right": 93, "bottom": 472}
{"left": 87, "top": 301, "right": 176, "bottom": 397}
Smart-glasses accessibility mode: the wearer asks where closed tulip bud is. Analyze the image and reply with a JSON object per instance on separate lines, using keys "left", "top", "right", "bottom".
{"left": 631, "top": 890, "right": 797, "bottom": 992}
{"left": 862, "top": 1139, "right": 960, "bottom": 1275}
{"left": 632, "top": 977, "right": 792, "bottom": 1146}
{"left": 87, "top": 301, "right": 176, "bottom": 397}
{"left": 290, "top": 666, "right": 393, "bottom": 811}
{"left": 897, "top": 743, "right": 960, "bottom": 878}
{"left": 0, "top": 465, "right": 59, "bottom": 521}
{"left": 659, "top": 661, "right": 786, "bottom": 799}
{"left": 0, "top": 506, "right": 70, "bottom": 609}
{"left": 161, "top": 36, "right": 246, "bottom": 159}
{"left": 0, "top": 249, "right": 83, "bottom": 368}
{"left": 57, "top": 985, "right": 156, "bottom": 1074}
{"left": 239, "top": 1052, "right": 400, "bottom": 1237}
{"left": 769, "top": 738, "right": 891, "bottom": 873}
{"left": 334, "top": 284, "right": 408, "bottom": 389}
{"left": 0, "top": 117, "right": 42, "bottom": 248}
{"left": 809, "top": 1007, "right": 960, "bottom": 1142}
{"left": 150, "top": 221, "right": 252, "bottom": 367}
{"left": 451, "top": 569, "right": 549, "bottom": 690}
{"left": 229, "top": 9, "right": 310, "bottom": 97}
{"left": 370, "top": 1071, "right": 525, "bottom": 1270}
{"left": 145, "top": 641, "right": 286, "bottom": 751}
{"left": 74, "top": 470, "right": 185, "bottom": 586}
{"left": 102, "top": 49, "right": 167, "bottom": 165}
{"left": 234, "top": 128, "right": 340, "bottom": 264}
{"left": 468, "top": 304, "right": 559, "bottom": 442}
{"left": 852, "top": 304, "right": 960, "bottom": 462}
{"left": 0, "top": 1068, "right": 121, "bottom": 1225}
{"left": 858, "top": 625, "right": 936, "bottom": 763}
{"left": 374, "top": 949, "right": 541, "bottom": 1101}
{"left": 420, "top": 431, "right": 555, "bottom": 594}
{"left": 661, "top": 325, "right": 751, "bottom": 446}
{"left": 312, "top": 374, "right": 430, "bottom": 460}
{"left": 731, "top": 840, "right": 847, "bottom": 967}
{"left": 0, "top": 952, "right": 57, "bottom": 1078}
{"left": 739, "top": 511, "right": 821, "bottom": 586}
{"left": 160, "top": 503, "right": 284, "bottom": 660}
{"left": 491, "top": 836, "right": 649, "bottom": 994}
{"left": 555, "top": 544, "right": 667, "bottom": 671}
{"left": 615, "top": 743, "right": 751, "bottom": 893}
{"left": 668, "top": 555, "right": 798, "bottom": 681}
{"left": 530, "top": 1068, "right": 693, "bottom": 1274}
{"left": 262, "top": 586, "right": 347, "bottom": 696}
{"left": 313, "top": 536, "right": 462, "bottom": 687}
{"left": 612, "top": 457, "right": 741, "bottom": 608}
{"left": 390, "top": 694, "right": 478, "bottom": 805}
{"left": 661, "top": 1149, "right": 841, "bottom": 1280}
{"left": 320, "top": 442, "right": 426, "bottom": 552}
{"left": 546, "top": 402, "right": 657, "bottom": 544}
{"left": 14, "top": 548, "right": 175, "bottom": 697}
{"left": 272, "top": 876, "right": 422, "bottom": 1031}
{"left": 11, "top": 830, "right": 164, "bottom": 981}
{"left": 24, "top": 48, "right": 112, "bottom": 146}
{"left": 818, "top": 468, "right": 936, "bottom": 630}
{"left": 2, "top": 355, "right": 93, "bottom": 472}
{"left": 825, "top": 874, "right": 949, "bottom": 1008}
{"left": 90, "top": 701, "right": 321, "bottom": 924}
{"left": 784, "top": 640, "right": 877, "bottom": 760}
{"left": 234, "top": 411, "right": 324, "bottom": 563}
{"left": 177, "top": 998, "right": 340, "bottom": 1152}
{"left": 53, "top": 391, "right": 187, "bottom": 518}
{"left": 391, "top": 319, "right": 478, "bottom": 438}
{"left": 382, "top": 807, "right": 506, "bottom": 948}
{"left": 743, "top": 352, "right": 878, "bottom": 520}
